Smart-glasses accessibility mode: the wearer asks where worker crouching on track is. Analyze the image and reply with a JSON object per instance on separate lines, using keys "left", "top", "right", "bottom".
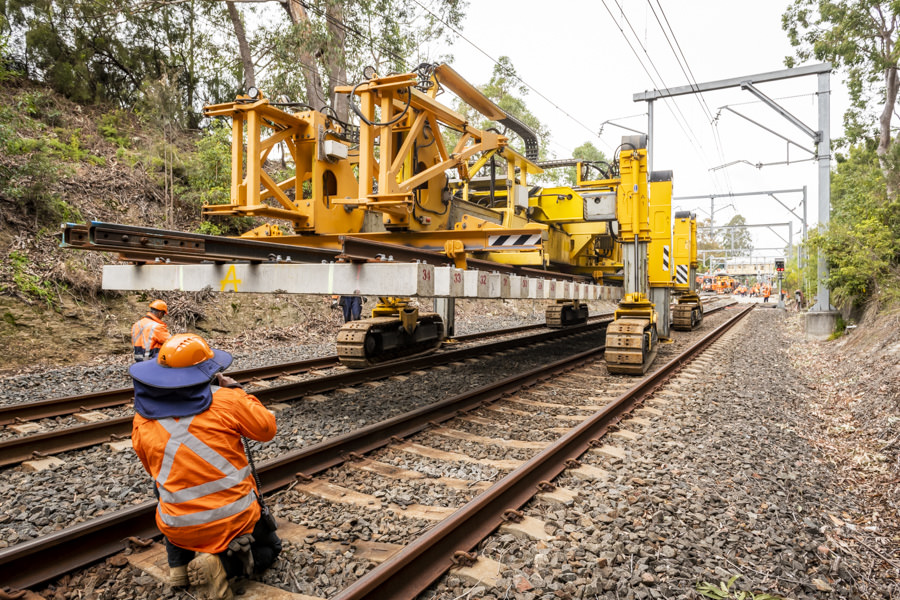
{"left": 130, "top": 333, "right": 281, "bottom": 600}
{"left": 132, "top": 299, "right": 172, "bottom": 362}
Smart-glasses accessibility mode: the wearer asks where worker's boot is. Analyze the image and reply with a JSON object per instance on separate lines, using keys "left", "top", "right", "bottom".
{"left": 226, "top": 533, "right": 255, "bottom": 576}
{"left": 169, "top": 565, "right": 188, "bottom": 587}
{"left": 187, "top": 553, "right": 233, "bottom": 600}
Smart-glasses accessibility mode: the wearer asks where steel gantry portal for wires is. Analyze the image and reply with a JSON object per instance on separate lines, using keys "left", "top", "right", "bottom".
{"left": 675, "top": 187, "right": 807, "bottom": 272}
{"left": 633, "top": 62, "right": 837, "bottom": 339}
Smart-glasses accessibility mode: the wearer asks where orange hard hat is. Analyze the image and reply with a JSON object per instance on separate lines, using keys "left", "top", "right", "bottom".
{"left": 158, "top": 333, "right": 214, "bottom": 368}
{"left": 149, "top": 299, "right": 168, "bottom": 314}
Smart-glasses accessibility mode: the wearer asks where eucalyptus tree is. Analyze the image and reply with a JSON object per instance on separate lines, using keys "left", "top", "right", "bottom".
{"left": 254, "top": 0, "right": 466, "bottom": 121}
{"left": 783, "top": 1, "right": 900, "bottom": 163}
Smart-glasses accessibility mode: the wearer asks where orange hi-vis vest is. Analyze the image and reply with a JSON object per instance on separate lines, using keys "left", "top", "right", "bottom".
{"left": 131, "top": 313, "right": 170, "bottom": 360}
{"left": 131, "top": 387, "right": 277, "bottom": 553}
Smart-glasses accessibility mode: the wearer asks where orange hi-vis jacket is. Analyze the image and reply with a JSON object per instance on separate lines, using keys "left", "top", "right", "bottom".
{"left": 131, "top": 387, "right": 276, "bottom": 553}
{"left": 131, "top": 313, "right": 171, "bottom": 360}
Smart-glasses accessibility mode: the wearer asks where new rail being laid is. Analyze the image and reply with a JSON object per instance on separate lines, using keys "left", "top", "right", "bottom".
{"left": 0, "top": 303, "right": 750, "bottom": 591}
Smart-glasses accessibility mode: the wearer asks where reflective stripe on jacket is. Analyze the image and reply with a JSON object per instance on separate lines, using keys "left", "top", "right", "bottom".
{"left": 131, "top": 386, "right": 277, "bottom": 553}
{"left": 131, "top": 314, "right": 170, "bottom": 359}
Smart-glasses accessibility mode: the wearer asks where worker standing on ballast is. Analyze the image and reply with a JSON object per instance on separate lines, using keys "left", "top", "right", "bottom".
{"left": 130, "top": 333, "right": 281, "bottom": 600}
{"left": 338, "top": 295, "right": 363, "bottom": 323}
{"left": 132, "top": 299, "right": 172, "bottom": 362}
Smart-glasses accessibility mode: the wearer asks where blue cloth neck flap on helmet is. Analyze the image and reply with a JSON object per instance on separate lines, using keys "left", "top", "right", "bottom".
{"left": 133, "top": 380, "right": 213, "bottom": 419}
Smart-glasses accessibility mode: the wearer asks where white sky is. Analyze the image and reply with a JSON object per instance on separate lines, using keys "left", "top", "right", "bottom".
{"left": 438, "top": 0, "right": 849, "bottom": 257}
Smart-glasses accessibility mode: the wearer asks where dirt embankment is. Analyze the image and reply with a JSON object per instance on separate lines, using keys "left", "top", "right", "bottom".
{"left": 789, "top": 308, "right": 900, "bottom": 590}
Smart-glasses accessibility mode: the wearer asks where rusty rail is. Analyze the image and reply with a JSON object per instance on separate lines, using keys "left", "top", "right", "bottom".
{"left": 332, "top": 304, "right": 754, "bottom": 600}
{"left": 0, "top": 330, "right": 610, "bottom": 589}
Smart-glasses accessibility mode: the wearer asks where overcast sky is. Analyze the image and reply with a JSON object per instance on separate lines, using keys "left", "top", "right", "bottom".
{"left": 438, "top": 0, "right": 849, "bottom": 258}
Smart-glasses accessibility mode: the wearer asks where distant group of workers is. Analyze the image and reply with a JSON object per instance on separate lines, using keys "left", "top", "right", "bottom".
{"left": 734, "top": 283, "right": 773, "bottom": 301}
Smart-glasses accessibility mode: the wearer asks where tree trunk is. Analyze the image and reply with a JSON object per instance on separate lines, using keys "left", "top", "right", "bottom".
{"left": 280, "top": 0, "right": 327, "bottom": 109}
{"left": 325, "top": 0, "right": 348, "bottom": 121}
{"left": 879, "top": 65, "right": 898, "bottom": 197}
{"left": 227, "top": 1, "right": 256, "bottom": 90}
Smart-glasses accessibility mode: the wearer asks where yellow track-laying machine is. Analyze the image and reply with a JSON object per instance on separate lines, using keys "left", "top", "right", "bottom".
{"left": 67, "top": 63, "right": 683, "bottom": 373}
{"left": 200, "top": 64, "right": 669, "bottom": 369}
{"left": 670, "top": 211, "right": 703, "bottom": 331}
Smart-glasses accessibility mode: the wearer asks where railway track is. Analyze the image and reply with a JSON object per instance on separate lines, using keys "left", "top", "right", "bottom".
{"left": 0, "top": 301, "right": 748, "bottom": 594}
{"left": 0, "top": 303, "right": 730, "bottom": 468}
{"left": 0, "top": 316, "right": 610, "bottom": 428}
{"left": 0, "top": 317, "right": 614, "bottom": 467}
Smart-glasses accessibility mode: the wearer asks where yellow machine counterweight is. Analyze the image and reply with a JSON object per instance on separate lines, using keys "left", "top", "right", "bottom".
{"left": 604, "top": 292, "right": 659, "bottom": 374}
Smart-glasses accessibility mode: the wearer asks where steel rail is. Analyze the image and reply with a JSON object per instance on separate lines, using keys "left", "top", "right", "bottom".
{"left": 0, "top": 303, "right": 735, "bottom": 464}
{"left": 0, "top": 315, "right": 617, "bottom": 427}
{"left": 0, "top": 320, "right": 611, "bottom": 467}
{"left": 0, "top": 304, "right": 746, "bottom": 590}
{"left": 332, "top": 303, "right": 755, "bottom": 600}
{"left": 0, "top": 356, "right": 338, "bottom": 426}
{"left": 63, "top": 222, "right": 340, "bottom": 264}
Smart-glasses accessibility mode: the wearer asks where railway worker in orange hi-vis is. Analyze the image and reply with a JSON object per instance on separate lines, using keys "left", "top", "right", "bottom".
{"left": 130, "top": 333, "right": 281, "bottom": 600}
{"left": 131, "top": 299, "right": 172, "bottom": 362}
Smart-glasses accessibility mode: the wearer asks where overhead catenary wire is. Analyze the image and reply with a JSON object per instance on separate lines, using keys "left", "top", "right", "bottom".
{"left": 646, "top": 0, "right": 734, "bottom": 196}
{"left": 408, "top": 0, "right": 610, "bottom": 155}
{"left": 601, "top": 0, "right": 721, "bottom": 192}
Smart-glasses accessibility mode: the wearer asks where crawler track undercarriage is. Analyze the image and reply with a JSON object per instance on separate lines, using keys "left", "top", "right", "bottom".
{"left": 545, "top": 300, "right": 589, "bottom": 328}
{"left": 337, "top": 299, "right": 445, "bottom": 368}
{"left": 671, "top": 293, "right": 703, "bottom": 331}
{"left": 605, "top": 293, "right": 659, "bottom": 375}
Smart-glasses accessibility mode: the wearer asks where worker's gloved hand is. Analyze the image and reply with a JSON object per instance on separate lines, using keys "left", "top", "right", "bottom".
{"left": 227, "top": 533, "right": 255, "bottom": 576}
{"left": 216, "top": 373, "right": 242, "bottom": 389}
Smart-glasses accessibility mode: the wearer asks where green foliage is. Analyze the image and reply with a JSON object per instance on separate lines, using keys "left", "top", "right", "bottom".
{"left": 195, "top": 221, "right": 225, "bottom": 236}
{"left": 2, "top": 0, "right": 233, "bottom": 125}
{"left": 98, "top": 110, "right": 131, "bottom": 148}
{"left": 17, "top": 91, "right": 63, "bottom": 127}
{"left": 0, "top": 142, "right": 81, "bottom": 225}
{"left": 180, "top": 120, "right": 255, "bottom": 235}
{"left": 183, "top": 119, "right": 231, "bottom": 208}
{"left": 782, "top": 1, "right": 899, "bottom": 148}
{"left": 0, "top": 34, "right": 21, "bottom": 83}
{"left": 0, "top": 93, "right": 98, "bottom": 225}
{"left": 263, "top": 0, "right": 467, "bottom": 110}
{"left": 829, "top": 314, "right": 847, "bottom": 339}
{"left": 447, "top": 56, "right": 553, "bottom": 185}
{"left": 8, "top": 251, "right": 59, "bottom": 308}
{"left": 562, "top": 141, "right": 607, "bottom": 186}
{"left": 696, "top": 575, "right": 784, "bottom": 600}
{"left": 481, "top": 56, "right": 550, "bottom": 157}
{"left": 720, "top": 214, "right": 753, "bottom": 252}
{"left": 780, "top": 244, "right": 816, "bottom": 303}
{"left": 808, "top": 142, "right": 900, "bottom": 307}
